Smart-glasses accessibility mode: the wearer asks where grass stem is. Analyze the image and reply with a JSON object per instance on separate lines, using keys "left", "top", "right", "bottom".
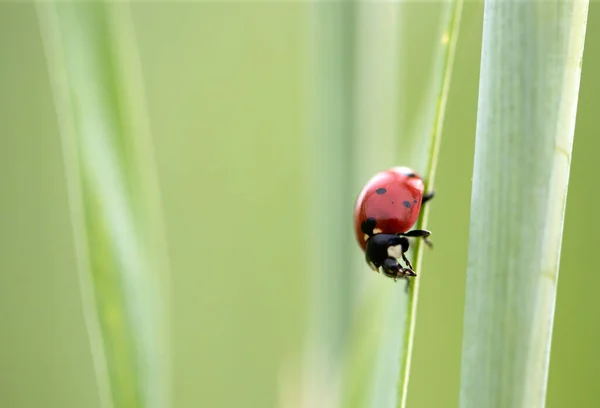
{"left": 396, "top": 1, "right": 463, "bottom": 407}
{"left": 458, "top": 1, "right": 589, "bottom": 407}
{"left": 37, "top": 3, "right": 171, "bottom": 407}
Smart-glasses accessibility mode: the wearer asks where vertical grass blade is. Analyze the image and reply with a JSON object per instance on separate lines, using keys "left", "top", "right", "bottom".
{"left": 342, "top": 3, "right": 402, "bottom": 408}
{"left": 396, "top": 1, "right": 463, "bottom": 407}
{"left": 459, "top": 1, "right": 589, "bottom": 407}
{"left": 37, "top": 3, "right": 171, "bottom": 408}
{"left": 301, "top": 2, "right": 356, "bottom": 407}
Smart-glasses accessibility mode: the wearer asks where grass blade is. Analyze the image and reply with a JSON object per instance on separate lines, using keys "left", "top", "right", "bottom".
{"left": 37, "top": 3, "right": 171, "bottom": 408}
{"left": 459, "top": 1, "right": 589, "bottom": 407}
{"left": 396, "top": 1, "right": 463, "bottom": 407}
{"left": 300, "top": 3, "right": 356, "bottom": 407}
{"left": 343, "top": 3, "right": 403, "bottom": 408}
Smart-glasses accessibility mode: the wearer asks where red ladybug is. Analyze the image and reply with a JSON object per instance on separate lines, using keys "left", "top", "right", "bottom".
{"left": 353, "top": 166, "right": 434, "bottom": 281}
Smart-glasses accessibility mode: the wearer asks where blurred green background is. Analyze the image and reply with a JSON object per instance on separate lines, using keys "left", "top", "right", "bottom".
{"left": 1, "top": 2, "right": 598, "bottom": 408}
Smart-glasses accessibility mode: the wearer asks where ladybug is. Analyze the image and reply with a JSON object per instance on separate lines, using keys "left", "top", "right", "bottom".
{"left": 353, "top": 166, "right": 434, "bottom": 281}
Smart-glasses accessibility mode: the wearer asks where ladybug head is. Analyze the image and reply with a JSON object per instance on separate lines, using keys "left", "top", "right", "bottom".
{"left": 381, "top": 258, "right": 403, "bottom": 278}
{"left": 382, "top": 257, "right": 417, "bottom": 280}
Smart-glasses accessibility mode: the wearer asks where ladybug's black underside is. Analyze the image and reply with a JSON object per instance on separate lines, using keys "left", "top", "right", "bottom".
{"left": 365, "top": 233, "right": 409, "bottom": 268}
{"left": 364, "top": 233, "right": 416, "bottom": 279}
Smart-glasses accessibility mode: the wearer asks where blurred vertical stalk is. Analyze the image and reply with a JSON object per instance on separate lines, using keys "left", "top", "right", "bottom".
{"left": 300, "top": 2, "right": 462, "bottom": 408}
{"left": 459, "top": 1, "right": 588, "bottom": 408}
{"left": 343, "top": 3, "right": 403, "bottom": 408}
{"left": 332, "top": 2, "right": 462, "bottom": 407}
{"left": 303, "top": 2, "right": 356, "bottom": 408}
{"left": 37, "top": 3, "right": 170, "bottom": 408}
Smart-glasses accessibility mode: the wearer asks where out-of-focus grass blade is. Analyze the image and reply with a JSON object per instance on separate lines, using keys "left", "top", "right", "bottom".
{"left": 286, "top": 3, "right": 461, "bottom": 408}
{"left": 459, "top": 1, "right": 588, "bottom": 408}
{"left": 37, "top": 3, "right": 170, "bottom": 408}
{"left": 299, "top": 2, "right": 357, "bottom": 408}
{"left": 341, "top": 3, "right": 403, "bottom": 408}
{"left": 333, "top": 2, "right": 462, "bottom": 408}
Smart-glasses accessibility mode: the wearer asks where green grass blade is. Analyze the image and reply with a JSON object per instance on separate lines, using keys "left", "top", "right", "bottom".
{"left": 301, "top": 3, "right": 357, "bottom": 407}
{"left": 396, "top": 1, "right": 463, "bottom": 407}
{"left": 459, "top": 2, "right": 589, "bottom": 408}
{"left": 37, "top": 3, "right": 171, "bottom": 408}
{"left": 341, "top": 3, "right": 403, "bottom": 408}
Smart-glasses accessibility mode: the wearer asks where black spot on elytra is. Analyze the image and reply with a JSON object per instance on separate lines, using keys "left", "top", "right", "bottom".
{"left": 376, "top": 188, "right": 387, "bottom": 195}
{"left": 406, "top": 172, "right": 416, "bottom": 178}
{"left": 413, "top": 199, "right": 417, "bottom": 204}
{"left": 361, "top": 217, "right": 377, "bottom": 235}
{"left": 403, "top": 201, "right": 412, "bottom": 208}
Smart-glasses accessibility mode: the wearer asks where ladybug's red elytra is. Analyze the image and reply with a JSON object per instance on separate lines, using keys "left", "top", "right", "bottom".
{"left": 353, "top": 166, "right": 434, "bottom": 283}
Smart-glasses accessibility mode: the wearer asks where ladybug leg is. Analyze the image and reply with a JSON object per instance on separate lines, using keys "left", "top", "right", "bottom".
{"left": 404, "top": 276, "right": 413, "bottom": 293}
{"left": 401, "top": 229, "right": 431, "bottom": 238}
{"left": 422, "top": 191, "right": 435, "bottom": 204}
{"left": 402, "top": 253, "right": 414, "bottom": 271}
{"left": 401, "top": 229, "right": 433, "bottom": 248}
{"left": 404, "top": 267, "right": 417, "bottom": 277}
{"left": 403, "top": 271, "right": 417, "bottom": 294}
{"left": 361, "top": 217, "right": 377, "bottom": 237}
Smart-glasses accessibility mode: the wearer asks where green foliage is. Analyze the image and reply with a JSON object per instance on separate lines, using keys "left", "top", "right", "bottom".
{"left": 396, "top": 2, "right": 463, "bottom": 406}
{"left": 37, "top": 3, "right": 170, "bottom": 408}
{"left": 459, "top": 2, "right": 589, "bottom": 407}
{"left": 1, "top": 3, "right": 597, "bottom": 408}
